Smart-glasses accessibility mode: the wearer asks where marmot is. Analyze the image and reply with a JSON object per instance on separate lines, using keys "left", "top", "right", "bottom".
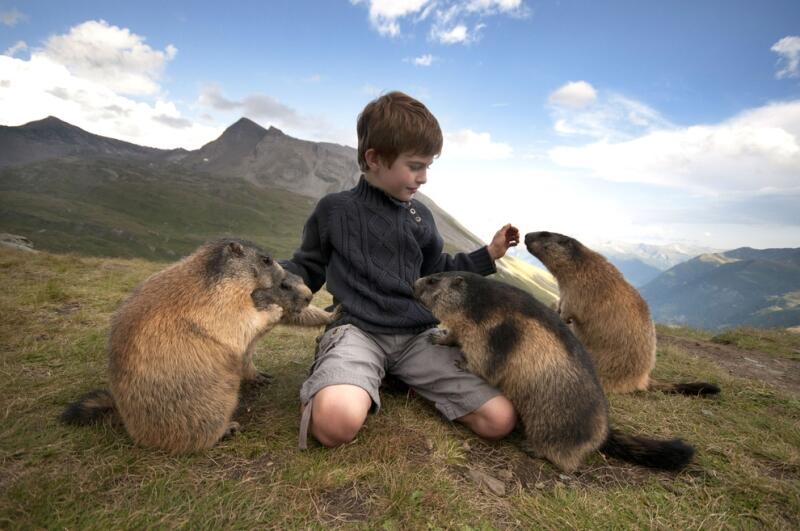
{"left": 525, "top": 231, "right": 719, "bottom": 396}
{"left": 61, "top": 239, "right": 331, "bottom": 454}
{"left": 413, "top": 272, "right": 694, "bottom": 473}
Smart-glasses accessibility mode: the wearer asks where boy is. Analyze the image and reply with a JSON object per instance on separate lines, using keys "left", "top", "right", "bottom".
{"left": 282, "top": 91, "right": 520, "bottom": 449}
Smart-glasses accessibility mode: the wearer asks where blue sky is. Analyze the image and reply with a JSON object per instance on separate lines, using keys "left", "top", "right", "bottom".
{"left": 1, "top": 0, "right": 799, "bottom": 249}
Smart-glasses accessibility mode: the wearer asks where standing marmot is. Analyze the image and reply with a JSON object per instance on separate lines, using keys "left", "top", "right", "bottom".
{"left": 414, "top": 272, "right": 694, "bottom": 473}
{"left": 525, "top": 231, "right": 719, "bottom": 396}
{"left": 61, "top": 239, "right": 332, "bottom": 454}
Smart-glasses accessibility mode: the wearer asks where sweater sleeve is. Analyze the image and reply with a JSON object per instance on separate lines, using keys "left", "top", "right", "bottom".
{"left": 279, "top": 198, "right": 331, "bottom": 293}
{"left": 419, "top": 206, "right": 496, "bottom": 277}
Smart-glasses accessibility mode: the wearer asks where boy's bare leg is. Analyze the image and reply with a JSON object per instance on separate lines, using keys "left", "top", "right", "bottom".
{"left": 305, "top": 384, "right": 372, "bottom": 447}
{"left": 456, "top": 395, "right": 516, "bottom": 440}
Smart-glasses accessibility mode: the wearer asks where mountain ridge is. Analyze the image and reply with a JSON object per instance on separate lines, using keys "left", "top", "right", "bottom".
{"left": 641, "top": 247, "right": 800, "bottom": 329}
{"left": 0, "top": 115, "right": 558, "bottom": 303}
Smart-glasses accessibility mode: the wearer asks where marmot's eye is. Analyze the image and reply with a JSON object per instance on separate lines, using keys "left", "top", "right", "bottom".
{"left": 426, "top": 277, "right": 440, "bottom": 285}
{"left": 261, "top": 256, "right": 273, "bottom": 266}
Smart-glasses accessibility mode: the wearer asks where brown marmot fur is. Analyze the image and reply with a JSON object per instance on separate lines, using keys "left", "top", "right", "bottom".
{"left": 525, "top": 231, "right": 719, "bottom": 396}
{"left": 413, "top": 272, "right": 694, "bottom": 473}
{"left": 61, "top": 239, "right": 331, "bottom": 454}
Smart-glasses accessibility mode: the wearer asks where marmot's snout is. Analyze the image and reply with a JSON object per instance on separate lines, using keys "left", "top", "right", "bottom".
{"left": 524, "top": 231, "right": 552, "bottom": 245}
{"left": 280, "top": 273, "right": 313, "bottom": 314}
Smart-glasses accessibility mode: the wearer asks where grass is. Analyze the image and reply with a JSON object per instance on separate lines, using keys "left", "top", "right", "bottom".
{"left": 657, "top": 324, "right": 800, "bottom": 362}
{"left": 1, "top": 247, "right": 799, "bottom": 528}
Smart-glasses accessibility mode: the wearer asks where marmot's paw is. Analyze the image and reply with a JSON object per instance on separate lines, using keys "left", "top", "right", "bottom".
{"left": 222, "top": 421, "right": 241, "bottom": 440}
{"left": 428, "top": 329, "right": 447, "bottom": 345}
{"left": 429, "top": 328, "right": 459, "bottom": 347}
{"left": 329, "top": 304, "right": 344, "bottom": 322}
{"left": 247, "top": 371, "right": 273, "bottom": 385}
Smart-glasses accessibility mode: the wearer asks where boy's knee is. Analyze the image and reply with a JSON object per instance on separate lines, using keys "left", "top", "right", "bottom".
{"left": 309, "top": 384, "right": 372, "bottom": 448}
{"left": 460, "top": 395, "right": 516, "bottom": 440}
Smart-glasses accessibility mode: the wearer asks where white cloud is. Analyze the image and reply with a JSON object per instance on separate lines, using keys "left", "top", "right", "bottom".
{"left": 548, "top": 80, "right": 597, "bottom": 109}
{"left": 410, "top": 53, "right": 436, "bottom": 66}
{"left": 0, "top": 20, "right": 220, "bottom": 149}
{"left": 353, "top": 0, "right": 431, "bottom": 36}
{"left": 772, "top": 36, "right": 800, "bottom": 79}
{"left": 549, "top": 100, "right": 800, "bottom": 195}
{"left": 444, "top": 129, "right": 513, "bottom": 159}
{"left": 352, "top": 0, "right": 526, "bottom": 43}
{"left": 466, "top": 0, "right": 522, "bottom": 13}
{"left": 39, "top": 19, "right": 177, "bottom": 96}
{"left": 199, "top": 85, "right": 308, "bottom": 128}
{"left": 550, "top": 88, "right": 672, "bottom": 140}
{"left": 0, "top": 54, "right": 221, "bottom": 149}
{"left": 432, "top": 24, "right": 470, "bottom": 44}
{"left": 3, "top": 40, "right": 27, "bottom": 57}
{"left": 1, "top": 8, "right": 26, "bottom": 27}
{"left": 197, "top": 84, "right": 355, "bottom": 146}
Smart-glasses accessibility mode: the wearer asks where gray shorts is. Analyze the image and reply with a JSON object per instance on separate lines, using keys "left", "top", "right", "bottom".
{"left": 300, "top": 324, "right": 502, "bottom": 421}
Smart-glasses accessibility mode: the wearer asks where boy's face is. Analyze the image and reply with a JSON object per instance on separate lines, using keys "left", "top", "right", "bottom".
{"left": 365, "top": 150, "right": 433, "bottom": 202}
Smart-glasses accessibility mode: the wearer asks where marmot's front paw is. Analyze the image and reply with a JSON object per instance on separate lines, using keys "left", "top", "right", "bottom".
{"left": 428, "top": 328, "right": 446, "bottom": 344}
{"left": 251, "top": 288, "right": 276, "bottom": 311}
{"left": 250, "top": 371, "right": 274, "bottom": 385}
{"left": 429, "top": 328, "right": 459, "bottom": 347}
{"left": 222, "top": 421, "right": 241, "bottom": 440}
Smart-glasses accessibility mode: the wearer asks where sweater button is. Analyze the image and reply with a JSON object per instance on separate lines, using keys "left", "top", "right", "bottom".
{"left": 410, "top": 208, "right": 416, "bottom": 214}
{"left": 415, "top": 216, "right": 421, "bottom": 222}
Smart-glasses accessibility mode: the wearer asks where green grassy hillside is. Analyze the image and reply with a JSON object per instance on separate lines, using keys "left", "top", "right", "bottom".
{"left": 1, "top": 248, "right": 797, "bottom": 528}
{"left": 0, "top": 159, "right": 316, "bottom": 260}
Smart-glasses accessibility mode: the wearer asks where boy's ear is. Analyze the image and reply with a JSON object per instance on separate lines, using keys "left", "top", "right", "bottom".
{"left": 364, "top": 148, "right": 381, "bottom": 170}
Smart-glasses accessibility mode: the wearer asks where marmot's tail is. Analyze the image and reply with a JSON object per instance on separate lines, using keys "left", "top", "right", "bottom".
{"left": 599, "top": 428, "right": 694, "bottom": 471}
{"left": 60, "top": 389, "right": 116, "bottom": 425}
{"left": 649, "top": 379, "right": 720, "bottom": 396}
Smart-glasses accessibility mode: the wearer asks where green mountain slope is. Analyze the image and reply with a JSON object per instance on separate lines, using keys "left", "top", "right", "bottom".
{"left": 0, "top": 159, "right": 316, "bottom": 260}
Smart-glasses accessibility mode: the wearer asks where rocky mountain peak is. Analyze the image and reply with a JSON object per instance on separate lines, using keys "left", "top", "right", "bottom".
{"left": 218, "top": 117, "right": 268, "bottom": 143}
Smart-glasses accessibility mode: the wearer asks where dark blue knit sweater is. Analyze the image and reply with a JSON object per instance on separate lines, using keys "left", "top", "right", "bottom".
{"left": 281, "top": 176, "right": 496, "bottom": 334}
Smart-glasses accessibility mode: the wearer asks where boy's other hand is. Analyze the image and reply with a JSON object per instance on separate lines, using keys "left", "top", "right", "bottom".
{"left": 487, "top": 223, "right": 520, "bottom": 260}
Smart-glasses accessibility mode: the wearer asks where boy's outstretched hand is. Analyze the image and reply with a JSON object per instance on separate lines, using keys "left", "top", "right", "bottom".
{"left": 487, "top": 223, "right": 520, "bottom": 260}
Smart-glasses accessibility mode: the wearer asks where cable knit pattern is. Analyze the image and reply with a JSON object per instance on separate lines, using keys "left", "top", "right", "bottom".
{"left": 281, "top": 176, "right": 496, "bottom": 334}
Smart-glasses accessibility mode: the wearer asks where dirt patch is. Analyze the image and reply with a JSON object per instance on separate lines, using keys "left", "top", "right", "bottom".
{"left": 757, "top": 460, "right": 800, "bottom": 482}
{"left": 454, "top": 438, "right": 675, "bottom": 494}
{"left": 314, "top": 483, "right": 377, "bottom": 524}
{"left": 54, "top": 302, "right": 82, "bottom": 314}
{"left": 658, "top": 333, "right": 800, "bottom": 395}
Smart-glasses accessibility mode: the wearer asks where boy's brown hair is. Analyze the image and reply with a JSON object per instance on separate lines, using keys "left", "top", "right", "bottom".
{"left": 357, "top": 91, "right": 443, "bottom": 171}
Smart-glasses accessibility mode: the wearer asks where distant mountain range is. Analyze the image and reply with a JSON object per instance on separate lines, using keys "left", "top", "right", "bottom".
{"left": 0, "top": 116, "right": 558, "bottom": 303}
{"left": 641, "top": 248, "right": 800, "bottom": 329}
{"left": 508, "top": 239, "right": 716, "bottom": 287}
{"left": 592, "top": 241, "right": 719, "bottom": 287}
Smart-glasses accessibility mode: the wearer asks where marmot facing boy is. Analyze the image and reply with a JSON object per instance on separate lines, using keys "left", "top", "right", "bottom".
{"left": 414, "top": 272, "right": 694, "bottom": 473}
{"left": 61, "top": 239, "right": 332, "bottom": 454}
{"left": 525, "top": 231, "right": 719, "bottom": 396}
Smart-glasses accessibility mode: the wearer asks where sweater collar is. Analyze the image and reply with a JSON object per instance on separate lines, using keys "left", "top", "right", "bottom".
{"left": 353, "top": 175, "right": 411, "bottom": 209}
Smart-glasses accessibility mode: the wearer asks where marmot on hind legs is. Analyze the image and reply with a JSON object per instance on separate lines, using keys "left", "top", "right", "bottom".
{"left": 61, "top": 239, "right": 332, "bottom": 454}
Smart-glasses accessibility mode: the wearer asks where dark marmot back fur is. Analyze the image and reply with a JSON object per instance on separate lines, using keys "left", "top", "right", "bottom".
{"left": 525, "top": 231, "right": 719, "bottom": 396}
{"left": 414, "top": 271, "right": 694, "bottom": 473}
{"left": 61, "top": 239, "right": 331, "bottom": 454}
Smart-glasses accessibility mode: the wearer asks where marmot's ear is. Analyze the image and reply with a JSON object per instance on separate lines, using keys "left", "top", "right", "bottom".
{"left": 451, "top": 276, "right": 464, "bottom": 287}
{"left": 227, "top": 241, "right": 245, "bottom": 257}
